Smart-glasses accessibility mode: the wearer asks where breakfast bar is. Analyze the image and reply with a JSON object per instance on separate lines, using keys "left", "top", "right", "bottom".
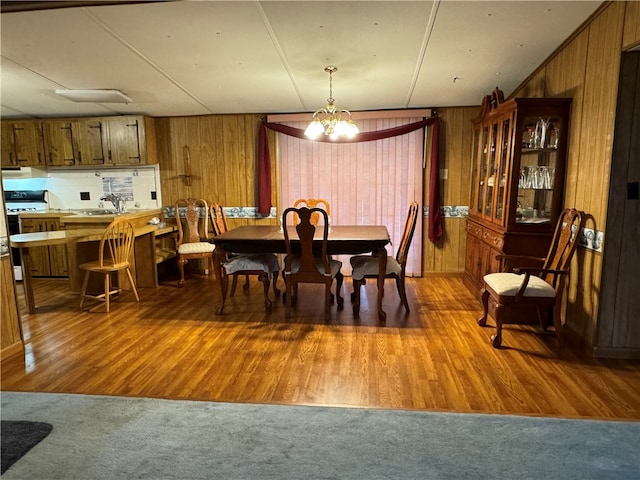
{"left": 10, "top": 224, "right": 176, "bottom": 313}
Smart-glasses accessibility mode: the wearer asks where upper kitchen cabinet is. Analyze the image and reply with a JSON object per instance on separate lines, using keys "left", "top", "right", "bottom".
{"left": 42, "top": 119, "right": 77, "bottom": 166}
{"left": 463, "top": 88, "right": 571, "bottom": 296}
{"left": 103, "top": 116, "right": 157, "bottom": 165}
{"left": 0, "top": 121, "right": 45, "bottom": 167}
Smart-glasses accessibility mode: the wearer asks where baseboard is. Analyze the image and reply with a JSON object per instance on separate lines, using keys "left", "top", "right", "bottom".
{"left": 422, "top": 271, "right": 464, "bottom": 278}
{"left": 1, "top": 340, "right": 24, "bottom": 362}
{"left": 592, "top": 346, "right": 640, "bottom": 360}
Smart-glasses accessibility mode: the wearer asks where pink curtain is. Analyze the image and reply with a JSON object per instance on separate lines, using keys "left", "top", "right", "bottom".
{"left": 275, "top": 117, "right": 433, "bottom": 276}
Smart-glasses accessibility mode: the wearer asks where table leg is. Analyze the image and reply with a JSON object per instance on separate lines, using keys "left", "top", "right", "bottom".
{"left": 375, "top": 247, "right": 387, "bottom": 321}
{"left": 214, "top": 248, "right": 229, "bottom": 315}
{"left": 19, "top": 247, "right": 36, "bottom": 314}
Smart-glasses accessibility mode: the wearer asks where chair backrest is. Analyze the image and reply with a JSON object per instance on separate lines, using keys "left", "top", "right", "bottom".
{"left": 98, "top": 218, "right": 135, "bottom": 267}
{"left": 293, "top": 198, "right": 330, "bottom": 226}
{"left": 541, "top": 208, "right": 585, "bottom": 284}
{"left": 174, "top": 198, "right": 211, "bottom": 245}
{"left": 283, "top": 206, "right": 331, "bottom": 276}
{"left": 210, "top": 203, "right": 228, "bottom": 236}
{"left": 395, "top": 201, "right": 420, "bottom": 267}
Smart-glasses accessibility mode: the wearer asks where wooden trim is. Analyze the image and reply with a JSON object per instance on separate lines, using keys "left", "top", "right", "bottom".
{"left": 268, "top": 109, "right": 432, "bottom": 123}
{"left": 1, "top": 341, "right": 24, "bottom": 362}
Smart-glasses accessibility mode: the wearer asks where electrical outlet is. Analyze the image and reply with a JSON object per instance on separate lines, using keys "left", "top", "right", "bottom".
{"left": 80, "top": 192, "right": 90, "bottom": 200}
{"left": 439, "top": 169, "right": 448, "bottom": 180}
{"left": 151, "top": 191, "right": 157, "bottom": 200}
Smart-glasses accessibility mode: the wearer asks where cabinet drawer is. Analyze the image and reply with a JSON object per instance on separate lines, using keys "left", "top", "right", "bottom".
{"left": 466, "top": 221, "right": 484, "bottom": 239}
{"left": 482, "top": 230, "right": 504, "bottom": 249}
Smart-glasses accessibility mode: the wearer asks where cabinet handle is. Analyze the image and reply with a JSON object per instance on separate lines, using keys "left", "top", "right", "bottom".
{"left": 77, "top": 151, "right": 82, "bottom": 164}
{"left": 108, "top": 149, "right": 112, "bottom": 161}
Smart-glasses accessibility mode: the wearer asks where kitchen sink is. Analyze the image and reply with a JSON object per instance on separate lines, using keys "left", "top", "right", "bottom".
{"left": 78, "top": 209, "right": 117, "bottom": 216}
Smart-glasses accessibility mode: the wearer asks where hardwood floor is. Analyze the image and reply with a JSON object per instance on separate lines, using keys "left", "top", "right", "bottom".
{"left": 2, "top": 273, "right": 639, "bottom": 420}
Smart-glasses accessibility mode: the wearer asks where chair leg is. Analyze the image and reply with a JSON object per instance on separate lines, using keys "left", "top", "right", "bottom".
{"left": 178, "top": 257, "right": 187, "bottom": 287}
{"left": 230, "top": 275, "right": 238, "bottom": 297}
{"left": 79, "top": 270, "right": 91, "bottom": 308}
{"left": 104, "top": 273, "right": 110, "bottom": 313}
{"left": 550, "top": 301, "right": 564, "bottom": 347}
{"left": 259, "top": 273, "right": 272, "bottom": 311}
{"left": 285, "top": 277, "right": 293, "bottom": 318}
{"left": 396, "top": 274, "right": 409, "bottom": 312}
{"left": 243, "top": 275, "right": 250, "bottom": 291}
{"left": 352, "top": 278, "right": 364, "bottom": 315}
{"left": 491, "top": 303, "right": 504, "bottom": 348}
{"left": 335, "top": 272, "right": 344, "bottom": 310}
{"left": 125, "top": 268, "right": 140, "bottom": 303}
{"left": 478, "top": 289, "right": 490, "bottom": 326}
{"left": 272, "top": 272, "right": 281, "bottom": 297}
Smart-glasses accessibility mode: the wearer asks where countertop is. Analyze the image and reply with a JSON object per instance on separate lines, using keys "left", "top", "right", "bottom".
{"left": 19, "top": 208, "right": 162, "bottom": 224}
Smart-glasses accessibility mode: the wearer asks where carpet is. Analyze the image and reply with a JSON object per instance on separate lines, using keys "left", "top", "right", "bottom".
{"left": 1, "top": 420, "right": 53, "bottom": 474}
{"left": 1, "top": 392, "right": 638, "bottom": 480}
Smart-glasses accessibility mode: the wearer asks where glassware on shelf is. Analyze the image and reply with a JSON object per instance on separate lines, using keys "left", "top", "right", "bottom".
{"left": 534, "top": 118, "right": 551, "bottom": 149}
{"left": 549, "top": 124, "right": 559, "bottom": 149}
{"left": 523, "top": 125, "right": 536, "bottom": 149}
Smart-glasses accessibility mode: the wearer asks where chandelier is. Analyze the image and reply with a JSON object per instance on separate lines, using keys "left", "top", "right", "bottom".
{"left": 304, "top": 66, "right": 359, "bottom": 140}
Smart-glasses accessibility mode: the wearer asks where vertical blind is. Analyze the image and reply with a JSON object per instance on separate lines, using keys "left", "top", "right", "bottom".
{"left": 279, "top": 117, "right": 424, "bottom": 276}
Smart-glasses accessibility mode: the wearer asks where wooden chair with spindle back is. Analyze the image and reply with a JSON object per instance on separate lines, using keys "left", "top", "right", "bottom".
{"left": 79, "top": 217, "right": 139, "bottom": 313}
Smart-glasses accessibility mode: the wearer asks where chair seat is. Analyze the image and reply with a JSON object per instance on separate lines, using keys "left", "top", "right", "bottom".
{"left": 223, "top": 254, "right": 279, "bottom": 277}
{"left": 484, "top": 272, "right": 555, "bottom": 298}
{"left": 350, "top": 255, "right": 402, "bottom": 281}
{"left": 290, "top": 257, "right": 342, "bottom": 277}
{"left": 178, "top": 242, "right": 215, "bottom": 254}
{"left": 80, "top": 260, "right": 130, "bottom": 272}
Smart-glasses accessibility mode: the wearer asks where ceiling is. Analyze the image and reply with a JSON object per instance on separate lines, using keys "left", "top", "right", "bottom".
{"left": 0, "top": 0, "right": 603, "bottom": 120}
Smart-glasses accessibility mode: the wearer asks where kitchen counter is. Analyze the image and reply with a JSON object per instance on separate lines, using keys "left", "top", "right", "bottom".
{"left": 19, "top": 208, "right": 162, "bottom": 225}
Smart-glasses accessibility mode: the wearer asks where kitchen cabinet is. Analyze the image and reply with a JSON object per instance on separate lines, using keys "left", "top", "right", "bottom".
{"left": 75, "top": 118, "right": 107, "bottom": 164}
{"left": 19, "top": 217, "right": 68, "bottom": 277}
{"left": 42, "top": 119, "right": 77, "bottom": 166}
{"left": 463, "top": 88, "right": 571, "bottom": 297}
{"left": 0, "top": 121, "right": 45, "bottom": 167}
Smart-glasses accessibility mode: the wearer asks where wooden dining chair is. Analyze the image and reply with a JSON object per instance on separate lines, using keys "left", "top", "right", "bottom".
{"left": 282, "top": 206, "right": 344, "bottom": 319}
{"left": 210, "top": 203, "right": 280, "bottom": 314}
{"left": 79, "top": 218, "right": 139, "bottom": 313}
{"left": 173, "top": 198, "right": 216, "bottom": 287}
{"left": 293, "top": 198, "right": 331, "bottom": 226}
{"left": 478, "top": 208, "right": 585, "bottom": 348}
{"left": 350, "top": 201, "right": 419, "bottom": 313}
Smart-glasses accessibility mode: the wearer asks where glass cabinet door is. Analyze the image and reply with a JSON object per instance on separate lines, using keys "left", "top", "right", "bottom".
{"left": 494, "top": 117, "right": 510, "bottom": 223}
{"left": 470, "top": 128, "right": 480, "bottom": 213}
{"left": 516, "top": 115, "right": 562, "bottom": 224}
{"left": 476, "top": 126, "right": 489, "bottom": 215}
{"left": 484, "top": 123, "right": 498, "bottom": 218}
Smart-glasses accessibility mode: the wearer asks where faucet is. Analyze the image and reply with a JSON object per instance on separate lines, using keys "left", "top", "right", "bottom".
{"left": 100, "top": 193, "right": 127, "bottom": 214}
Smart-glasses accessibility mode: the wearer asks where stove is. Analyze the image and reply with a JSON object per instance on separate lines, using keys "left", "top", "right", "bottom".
{"left": 5, "top": 190, "right": 49, "bottom": 281}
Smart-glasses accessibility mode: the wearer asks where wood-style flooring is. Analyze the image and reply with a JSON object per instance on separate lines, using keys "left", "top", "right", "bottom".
{"left": 2, "top": 273, "right": 639, "bottom": 420}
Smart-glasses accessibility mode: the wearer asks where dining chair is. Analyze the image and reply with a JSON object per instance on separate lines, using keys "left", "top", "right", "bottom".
{"left": 478, "top": 208, "right": 585, "bottom": 348}
{"left": 350, "top": 201, "right": 419, "bottom": 313}
{"left": 293, "top": 198, "right": 331, "bottom": 226}
{"left": 210, "top": 203, "right": 280, "bottom": 313}
{"left": 174, "top": 198, "right": 215, "bottom": 287}
{"left": 79, "top": 218, "right": 140, "bottom": 313}
{"left": 282, "top": 206, "right": 344, "bottom": 319}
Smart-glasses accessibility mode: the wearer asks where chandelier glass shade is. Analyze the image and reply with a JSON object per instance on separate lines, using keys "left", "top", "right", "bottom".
{"left": 304, "top": 66, "right": 359, "bottom": 140}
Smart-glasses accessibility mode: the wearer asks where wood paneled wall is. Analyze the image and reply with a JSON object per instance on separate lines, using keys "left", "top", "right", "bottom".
{"left": 156, "top": 114, "right": 279, "bottom": 229}
{"left": 511, "top": 1, "right": 640, "bottom": 345}
{"left": 422, "top": 107, "right": 478, "bottom": 275}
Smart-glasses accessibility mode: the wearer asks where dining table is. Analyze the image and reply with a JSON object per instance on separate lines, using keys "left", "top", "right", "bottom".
{"left": 211, "top": 225, "right": 391, "bottom": 320}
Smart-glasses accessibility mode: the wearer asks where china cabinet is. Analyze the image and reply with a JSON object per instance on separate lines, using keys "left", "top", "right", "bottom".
{"left": 463, "top": 88, "right": 571, "bottom": 296}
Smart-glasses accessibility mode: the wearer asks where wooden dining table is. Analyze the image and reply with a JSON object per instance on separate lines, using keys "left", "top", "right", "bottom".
{"left": 211, "top": 225, "right": 391, "bottom": 320}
